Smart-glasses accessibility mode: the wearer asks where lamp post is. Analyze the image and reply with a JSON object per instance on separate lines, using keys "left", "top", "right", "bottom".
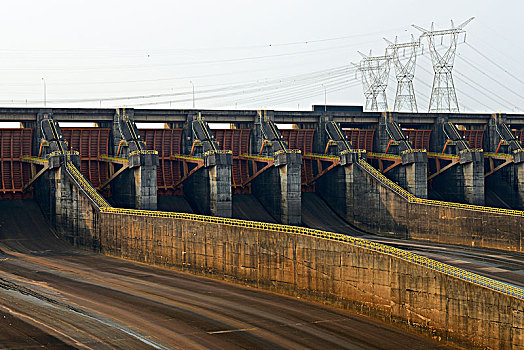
{"left": 41, "top": 77, "right": 47, "bottom": 107}
{"left": 189, "top": 80, "right": 195, "bottom": 108}
{"left": 321, "top": 83, "right": 327, "bottom": 112}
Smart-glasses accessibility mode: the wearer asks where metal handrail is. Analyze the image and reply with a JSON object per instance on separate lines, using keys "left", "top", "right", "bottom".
{"left": 98, "top": 205, "right": 524, "bottom": 300}
{"left": 357, "top": 158, "right": 524, "bottom": 216}
{"left": 129, "top": 150, "right": 158, "bottom": 156}
{"left": 65, "top": 160, "right": 110, "bottom": 209}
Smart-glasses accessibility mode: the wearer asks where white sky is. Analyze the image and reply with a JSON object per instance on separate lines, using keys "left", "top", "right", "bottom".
{"left": 0, "top": 0, "right": 522, "bottom": 113}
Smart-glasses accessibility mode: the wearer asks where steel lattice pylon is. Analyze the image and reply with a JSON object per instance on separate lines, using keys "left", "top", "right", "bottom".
{"left": 355, "top": 51, "right": 392, "bottom": 111}
{"left": 385, "top": 35, "right": 421, "bottom": 113}
{"left": 413, "top": 17, "right": 474, "bottom": 113}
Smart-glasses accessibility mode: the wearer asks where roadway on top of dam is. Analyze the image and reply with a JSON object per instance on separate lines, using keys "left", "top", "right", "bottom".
{"left": 0, "top": 199, "right": 451, "bottom": 349}
{"left": 0, "top": 106, "right": 523, "bottom": 125}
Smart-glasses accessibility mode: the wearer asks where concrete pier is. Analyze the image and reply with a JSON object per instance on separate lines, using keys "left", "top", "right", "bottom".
{"left": 375, "top": 113, "right": 428, "bottom": 198}
{"left": 251, "top": 110, "right": 302, "bottom": 225}
{"left": 185, "top": 115, "right": 233, "bottom": 217}
{"left": 110, "top": 108, "right": 158, "bottom": 210}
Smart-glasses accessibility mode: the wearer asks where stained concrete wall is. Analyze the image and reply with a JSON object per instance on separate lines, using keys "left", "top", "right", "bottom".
{"left": 35, "top": 163, "right": 100, "bottom": 249}
{"left": 486, "top": 163, "right": 524, "bottom": 210}
{"left": 252, "top": 152, "right": 302, "bottom": 225}
{"left": 34, "top": 158, "right": 524, "bottom": 348}
{"left": 92, "top": 210, "right": 523, "bottom": 349}
{"left": 347, "top": 163, "right": 523, "bottom": 252}
{"left": 54, "top": 167, "right": 100, "bottom": 248}
{"left": 35, "top": 160, "right": 524, "bottom": 348}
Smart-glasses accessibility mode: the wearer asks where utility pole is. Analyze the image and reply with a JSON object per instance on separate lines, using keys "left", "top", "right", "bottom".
{"left": 189, "top": 80, "right": 195, "bottom": 108}
{"left": 385, "top": 35, "right": 421, "bottom": 113}
{"left": 413, "top": 17, "right": 474, "bottom": 112}
{"left": 41, "top": 77, "right": 47, "bottom": 107}
{"left": 321, "top": 83, "right": 327, "bottom": 112}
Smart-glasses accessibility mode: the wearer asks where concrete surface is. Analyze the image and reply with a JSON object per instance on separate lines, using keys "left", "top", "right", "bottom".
{"left": 0, "top": 199, "right": 450, "bottom": 350}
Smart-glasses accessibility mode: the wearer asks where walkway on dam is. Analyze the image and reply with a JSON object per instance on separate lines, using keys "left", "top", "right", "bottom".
{"left": 0, "top": 200, "right": 450, "bottom": 349}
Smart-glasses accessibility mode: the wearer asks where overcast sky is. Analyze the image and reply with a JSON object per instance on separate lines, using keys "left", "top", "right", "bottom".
{"left": 0, "top": 0, "right": 522, "bottom": 113}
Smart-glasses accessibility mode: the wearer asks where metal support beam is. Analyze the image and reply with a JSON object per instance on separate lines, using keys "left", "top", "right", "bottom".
{"left": 302, "top": 154, "right": 340, "bottom": 185}
{"left": 484, "top": 153, "right": 514, "bottom": 177}
{"left": 237, "top": 155, "right": 274, "bottom": 187}
{"left": 366, "top": 153, "right": 402, "bottom": 173}
{"left": 21, "top": 157, "right": 49, "bottom": 191}
{"left": 100, "top": 163, "right": 129, "bottom": 189}
{"left": 170, "top": 155, "right": 205, "bottom": 188}
{"left": 428, "top": 153, "right": 460, "bottom": 181}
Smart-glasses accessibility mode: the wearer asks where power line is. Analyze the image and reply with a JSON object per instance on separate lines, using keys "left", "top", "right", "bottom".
{"left": 455, "top": 53, "right": 524, "bottom": 103}
{"left": 0, "top": 65, "right": 355, "bottom": 105}
{"left": 465, "top": 42, "right": 524, "bottom": 87}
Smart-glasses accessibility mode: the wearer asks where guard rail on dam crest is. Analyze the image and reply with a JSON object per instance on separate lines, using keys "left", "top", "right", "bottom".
{"left": 64, "top": 157, "right": 110, "bottom": 209}
{"left": 358, "top": 158, "right": 524, "bottom": 217}
{"left": 98, "top": 205, "right": 524, "bottom": 300}
{"left": 51, "top": 149, "right": 524, "bottom": 301}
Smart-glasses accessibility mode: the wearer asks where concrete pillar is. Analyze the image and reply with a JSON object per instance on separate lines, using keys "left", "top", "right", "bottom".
{"left": 401, "top": 151, "right": 428, "bottom": 198}
{"left": 250, "top": 110, "right": 302, "bottom": 225}
{"left": 252, "top": 151, "right": 301, "bottom": 225}
{"left": 460, "top": 150, "right": 485, "bottom": 205}
{"left": 109, "top": 108, "right": 159, "bottom": 210}
{"left": 182, "top": 114, "right": 233, "bottom": 217}
{"left": 111, "top": 153, "right": 158, "bottom": 210}
{"left": 486, "top": 116, "right": 499, "bottom": 153}
{"left": 252, "top": 110, "right": 275, "bottom": 155}
{"left": 316, "top": 151, "right": 407, "bottom": 238}
{"left": 376, "top": 112, "right": 394, "bottom": 153}
{"left": 184, "top": 151, "right": 232, "bottom": 217}
{"left": 430, "top": 116, "right": 448, "bottom": 153}
{"left": 314, "top": 113, "right": 332, "bottom": 154}
{"left": 515, "top": 162, "right": 524, "bottom": 208}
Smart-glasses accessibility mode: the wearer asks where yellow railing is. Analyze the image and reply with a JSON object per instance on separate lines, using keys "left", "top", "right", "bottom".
{"left": 239, "top": 154, "right": 273, "bottom": 161}
{"left": 427, "top": 152, "right": 459, "bottom": 159}
{"left": 484, "top": 152, "right": 513, "bottom": 158}
{"left": 459, "top": 148, "right": 484, "bottom": 154}
{"left": 98, "top": 205, "right": 524, "bottom": 300}
{"left": 401, "top": 148, "right": 427, "bottom": 154}
{"left": 65, "top": 160, "right": 110, "bottom": 209}
{"left": 48, "top": 150, "right": 79, "bottom": 157}
{"left": 21, "top": 156, "right": 49, "bottom": 164}
{"left": 339, "top": 149, "right": 366, "bottom": 155}
{"left": 358, "top": 160, "right": 413, "bottom": 200}
{"left": 203, "top": 149, "right": 233, "bottom": 156}
{"left": 129, "top": 150, "right": 158, "bottom": 156}
{"left": 98, "top": 155, "right": 130, "bottom": 164}
{"left": 358, "top": 158, "right": 524, "bottom": 217}
{"left": 303, "top": 153, "right": 340, "bottom": 160}
{"left": 367, "top": 152, "right": 402, "bottom": 160}
{"left": 171, "top": 154, "right": 204, "bottom": 162}
{"left": 274, "top": 149, "right": 302, "bottom": 155}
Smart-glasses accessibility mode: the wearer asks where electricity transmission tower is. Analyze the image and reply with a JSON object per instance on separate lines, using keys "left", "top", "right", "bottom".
{"left": 355, "top": 51, "right": 392, "bottom": 111}
{"left": 413, "top": 17, "right": 474, "bottom": 112}
{"left": 385, "top": 35, "right": 421, "bottom": 112}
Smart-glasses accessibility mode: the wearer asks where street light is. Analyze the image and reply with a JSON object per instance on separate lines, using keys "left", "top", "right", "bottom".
{"left": 41, "top": 77, "right": 47, "bottom": 107}
{"left": 321, "top": 83, "right": 327, "bottom": 112}
{"left": 189, "top": 80, "right": 195, "bottom": 108}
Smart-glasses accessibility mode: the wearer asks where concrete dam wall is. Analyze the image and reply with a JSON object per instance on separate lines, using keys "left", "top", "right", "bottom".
{"left": 319, "top": 158, "right": 524, "bottom": 253}
{"left": 29, "top": 110, "right": 523, "bottom": 348}
{"left": 35, "top": 153, "right": 523, "bottom": 349}
{"left": 85, "top": 207, "right": 522, "bottom": 349}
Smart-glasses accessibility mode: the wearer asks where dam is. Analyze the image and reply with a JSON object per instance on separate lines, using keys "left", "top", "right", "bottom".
{"left": 0, "top": 106, "right": 522, "bottom": 349}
